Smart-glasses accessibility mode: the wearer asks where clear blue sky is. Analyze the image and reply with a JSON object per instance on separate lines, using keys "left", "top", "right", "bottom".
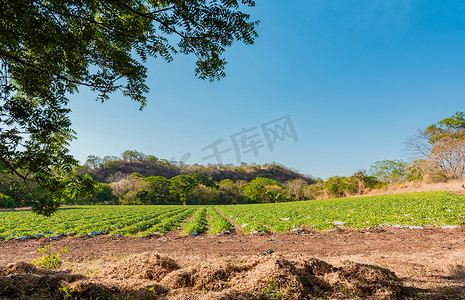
{"left": 68, "top": 0, "right": 465, "bottom": 179}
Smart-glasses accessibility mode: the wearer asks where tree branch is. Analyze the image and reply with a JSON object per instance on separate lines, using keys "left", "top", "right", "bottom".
{"left": 0, "top": 154, "right": 67, "bottom": 191}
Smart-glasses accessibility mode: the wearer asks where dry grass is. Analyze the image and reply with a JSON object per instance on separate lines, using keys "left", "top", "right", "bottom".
{"left": 0, "top": 252, "right": 414, "bottom": 299}
{"left": 365, "top": 179, "right": 465, "bottom": 196}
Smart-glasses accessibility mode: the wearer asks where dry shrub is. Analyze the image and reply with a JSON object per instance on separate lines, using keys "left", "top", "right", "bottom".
{"left": 104, "top": 252, "right": 179, "bottom": 281}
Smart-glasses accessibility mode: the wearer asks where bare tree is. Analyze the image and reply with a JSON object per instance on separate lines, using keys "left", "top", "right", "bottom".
{"left": 403, "top": 129, "right": 432, "bottom": 159}
{"left": 285, "top": 178, "right": 308, "bottom": 200}
{"left": 430, "top": 137, "right": 465, "bottom": 179}
{"left": 404, "top": 113, "right": 465, "bottom": 180}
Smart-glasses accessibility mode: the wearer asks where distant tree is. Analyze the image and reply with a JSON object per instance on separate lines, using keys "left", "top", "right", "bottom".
{"left": 235, "top": 180, "right": 247, "bottom": 194}
{"left": 122, "top": 150, "right": 146, "bottom": 163}
{"left": 110, "top": 176, "right": 149, "bottom": 205}
{"left": 190, "top": 185, "right": 220, "bottom": 205}
{"left": 169, "top": 175, "right": 197, "bottom": 205}
{"left": 85, "top": 155, "right": 102, "bottom": 169}
{"left": 404, "top": 159, "right": 434, "bottom": 181}
{"left": 425, "top": 112, "right": 465, "bottom": 143}
{"left": 405, "top": 112, "right": 465, "bottom": 180}
{"left": 265, "top": 185, "right": 286, "bottom": 203}
{"left": 79, "top": 183, "right": 117, "bottom": 205}
{"left": 0, "top": 193, "right": 14, "bottom": 209}
{"left": 369, "top": 159, "right": 406, "bottom": 183}
{"left": 101, "top": 156, "right": 121, "bottom": 167}
{"left": 351, "top": 169, "right": 380, "bottom": 193}
{"left": 404, "top": 129, "right": 433, "bottom": 159}
{"left": 143, "top": 176, "right": 172, "bottom": 205}
{"left": 302, "top": 182, "right": 324, "bottom": 200}
{"left": 425, "top": 112, "right": 465, "bottom": 179}
{"left": 146, "top": 155, "right": 159, "bottom": 164}
{"left": 242, "top": 177, "right": 282, "bottom": 203}
{"left": 189, "top": 173, "right": 218, "bottom": 188}
{"left": 284, "top": 178, "right": 308, "bottom": 200}
{"left": 0, "top": 171, "right": 34, "bottom": 207}
{"left": 129, "top": 172, "right": 144, "bottom": 179}
{"left": 323, "top": 176, "right": 357, "bottom": 198}
{"left": 218, "top": 179, "right": 241, "bottom": 204}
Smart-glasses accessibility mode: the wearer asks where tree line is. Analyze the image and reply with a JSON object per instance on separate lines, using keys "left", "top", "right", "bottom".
{"left": 78, "top": 173, "right": 314, "bottom": 206}
{"left": 1, "top": 112, "right": 464, "bottom": 208}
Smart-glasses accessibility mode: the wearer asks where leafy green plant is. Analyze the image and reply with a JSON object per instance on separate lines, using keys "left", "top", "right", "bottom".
{"left": 219, "top": 191, "right": 465, "bottom": 232}
{"left": 182, "top": 208, "right": 207, "bottom": 235}
{"left": 263, "top": 279, "right": 283, "bottom": 299}
{"left": 59, "top": 283, "right": 75, "bottom": 299}
{"left": 1, "top": 191, "right": 464, "bottom": 238}
{"left": 207, "top": 207, "right": 233, "bottom": 234}
{"left": 140, "top": 208, "right": 195, "bottom": 235}
{"left": 32, "top": 245, "right": 67, "bottom": 269}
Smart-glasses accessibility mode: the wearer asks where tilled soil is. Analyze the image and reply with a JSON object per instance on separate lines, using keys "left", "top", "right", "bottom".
{"left": 1, "top": 227, "right": 465, "bottom": 299}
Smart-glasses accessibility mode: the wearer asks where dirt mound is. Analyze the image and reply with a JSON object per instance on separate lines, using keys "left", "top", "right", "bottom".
{"left": 0, "top": 253, "right": 412, "bottom": 299}
{"left": 229, "top": 255, "right": 332, "bottom": 299}
{"left": 160, "top": 258, "right": 259, "bottom": 291}
{"left": 1, "top": 261, "right": 43, "bottom": 275}
{"left": 325, "top": 261, "right": 408, "bottom": 299}
{"left": 0, "top": 262, "right": 84, "bottom": 299}
{"left": 150, "top": 253, "right": 409, "bottom": 299}
{"left": 104, "top": 252, "right": 179, "bottom": 280}
{"left": 70, "top": 279, "right": 169, "bottom": 299}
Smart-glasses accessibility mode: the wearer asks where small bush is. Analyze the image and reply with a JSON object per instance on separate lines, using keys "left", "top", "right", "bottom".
{"left": 0, "top": 193, "right": 14, "bottom": 209}
{"left": 32, "top": 245, "right": 68, "bottom": 269}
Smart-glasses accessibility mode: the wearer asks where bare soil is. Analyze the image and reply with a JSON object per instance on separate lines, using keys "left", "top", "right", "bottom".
{"left": 1, "top": 227, "right": 465, "bottom": 299}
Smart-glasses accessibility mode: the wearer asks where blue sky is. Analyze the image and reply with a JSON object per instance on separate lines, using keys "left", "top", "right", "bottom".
{"left": 68, "top": 0, "right": 465, "bottom": 179}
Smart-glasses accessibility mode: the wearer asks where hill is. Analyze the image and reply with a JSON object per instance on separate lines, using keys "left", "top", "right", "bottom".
{"left": 80, "top": 157, "right": 315, "bottom": 185}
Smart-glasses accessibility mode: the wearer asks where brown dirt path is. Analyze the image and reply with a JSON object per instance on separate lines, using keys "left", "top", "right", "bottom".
{"left": 1, "top": 227, "right": 464, "bottom": 262}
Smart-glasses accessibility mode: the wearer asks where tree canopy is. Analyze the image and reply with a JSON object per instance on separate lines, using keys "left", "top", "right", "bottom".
{"left": 0, "top": 0, "right": 258, "bottom": 214}
{"left": 425, "top": 112, "right": 465, "bottom": 144}
{"left": 425, "top": 112, "right": 465, "bottom": 179}
{"left": 369, "top": 159, "right": 406, "bottom": 183}
{"left": 404, "top": 112, "right": 465, "bottom": 180}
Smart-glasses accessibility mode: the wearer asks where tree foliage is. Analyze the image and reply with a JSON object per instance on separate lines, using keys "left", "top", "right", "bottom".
{"left": 405, "top": 112, "right": 465, "bottom": 180}
{"left": 169, "top": 175, "right": 197, "bottom": 205}
{"left": 0, "top": 0, "right": 258, "bottom": 214}
{"left": 425, "top": 112, "right": 465, "bottom": 144}
{"left": 242, "top": 177, "right": 283, "bottom": 203}
{"left": 0, "top": 192, "right": 14, "bottom": 209}
{"left": 425, "top": 112, "right": 465, "bottom": 179}
{"left": 369, "top": 159, "right": 406, "bottom": 183}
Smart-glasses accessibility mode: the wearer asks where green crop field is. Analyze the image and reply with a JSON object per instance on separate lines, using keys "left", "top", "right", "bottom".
{"left": 0, "top": 191, "right": 464, "bottom": 240}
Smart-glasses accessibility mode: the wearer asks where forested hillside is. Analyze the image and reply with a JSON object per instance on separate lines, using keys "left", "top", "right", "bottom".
{"left": 80, "top": 151, "right": 315, "bottom": 184}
